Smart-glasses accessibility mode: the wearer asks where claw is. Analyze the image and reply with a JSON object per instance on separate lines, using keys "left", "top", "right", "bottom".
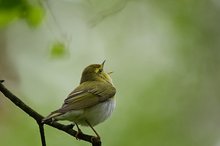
{"left": 75, "top": 130, "right": 83, "bottom": 140}
{"left": 75, "top": 123, "right": 83, "bottom": 140}
{"left": 91, "top": 136, "right": 101, "bottom": 143}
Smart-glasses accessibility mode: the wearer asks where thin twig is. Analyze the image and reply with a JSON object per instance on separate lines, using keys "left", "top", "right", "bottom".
{"left": 0, "top": 81, "right": 101, "bottom": 146}
{"left": 38, "top": 122, "right": 46, "bottom": 146}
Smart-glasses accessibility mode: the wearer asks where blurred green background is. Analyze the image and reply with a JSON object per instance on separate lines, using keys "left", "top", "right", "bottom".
{"left": 1, "top": 0, "right": 220, "bottom": 146}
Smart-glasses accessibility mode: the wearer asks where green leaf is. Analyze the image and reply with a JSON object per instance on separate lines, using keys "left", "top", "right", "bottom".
{"left": 25, "top": 6, "right": 44, "bottom": 27}
{"left": 50, "top": 42, "right": 68, "bottom": 58}
{"left": 0, "top": 9, "right": 20, "bottom": 28}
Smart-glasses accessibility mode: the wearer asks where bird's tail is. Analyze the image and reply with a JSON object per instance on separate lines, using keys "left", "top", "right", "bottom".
{"left": 42, "top": 111, "right": 62, "bottom": 124}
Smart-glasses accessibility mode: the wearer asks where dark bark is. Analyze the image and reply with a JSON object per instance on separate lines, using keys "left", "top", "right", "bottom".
{"left": 0, "top": 80, "right": 101, "bottom": 146}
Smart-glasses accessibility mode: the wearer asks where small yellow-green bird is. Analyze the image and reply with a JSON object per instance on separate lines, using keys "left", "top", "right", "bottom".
{"left": 42, "top": 61, "right": 116, "bottom": 139}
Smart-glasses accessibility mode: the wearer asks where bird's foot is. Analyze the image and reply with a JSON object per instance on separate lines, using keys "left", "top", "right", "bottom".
{"left": 91, "top": 136, "right": 101, "bottom": 143}
{"left": 74, "top": 123, "right": 83, "bottom": 140}
{"left": 75, "top": 128, "right": 83, "bottom": 140}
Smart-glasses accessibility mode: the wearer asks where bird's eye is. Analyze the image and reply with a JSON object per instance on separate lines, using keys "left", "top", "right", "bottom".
{"left": 98, "top": 68, "right": 103, "bottom": 73}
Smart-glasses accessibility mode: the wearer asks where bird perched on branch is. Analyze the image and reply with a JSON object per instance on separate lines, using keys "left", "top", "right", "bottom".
{"left": 42, "top": 61, "right": 116, "bottom": 139}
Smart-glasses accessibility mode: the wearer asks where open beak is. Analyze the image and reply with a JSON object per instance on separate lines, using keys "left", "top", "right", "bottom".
{"left": 101, "top": 60, "right": 113, "bottom": 75}
{"left": 108, "top": 71, "right": 113, "bottom": 75}
{"left": 101, "top": 60, "right": 106, "bottom": 69}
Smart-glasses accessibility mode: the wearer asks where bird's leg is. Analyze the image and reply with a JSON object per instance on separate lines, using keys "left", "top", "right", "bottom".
{"left": 75, "top": 123, "right": 83, "bottom": 140}
{"left": 85, "top": 120, "right": 100, "bottom": 140}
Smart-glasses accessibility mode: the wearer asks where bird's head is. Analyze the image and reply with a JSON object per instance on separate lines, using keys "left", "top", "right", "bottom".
{"left": 80, "top": 60, "right": 113, "bottom": 84}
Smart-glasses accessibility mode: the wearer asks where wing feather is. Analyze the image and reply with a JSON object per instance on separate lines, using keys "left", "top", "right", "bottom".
{"left": 57, "top": 81, "right": 116, "bottom": 113}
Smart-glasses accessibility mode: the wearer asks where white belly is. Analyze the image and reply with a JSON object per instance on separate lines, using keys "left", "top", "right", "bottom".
{"left": 82, "top": 97, "right": 116, "bottom": 126}
{"left": 58, "top": 97, "right": 116, "bottom": 126}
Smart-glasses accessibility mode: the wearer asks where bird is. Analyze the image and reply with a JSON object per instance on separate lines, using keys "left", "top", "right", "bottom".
{"left": 42, "top": 61, "right": 116, "bottom": 139}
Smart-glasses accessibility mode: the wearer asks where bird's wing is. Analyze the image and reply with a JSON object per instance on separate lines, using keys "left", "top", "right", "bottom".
{"left": 57, "top": 81, "right": 116, "bottom": 113}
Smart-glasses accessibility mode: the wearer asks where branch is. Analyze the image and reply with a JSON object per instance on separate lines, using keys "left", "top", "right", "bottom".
{"left": 38, "top": 122, "right": 46, "bottom": 146}
{"left": 0, "top": 80, "right": 101, "bottom": 146}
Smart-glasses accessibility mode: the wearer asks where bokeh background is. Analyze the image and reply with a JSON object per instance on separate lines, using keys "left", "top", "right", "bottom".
{"left": 1, "top": 0, "right": 220, "bottom": 146}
